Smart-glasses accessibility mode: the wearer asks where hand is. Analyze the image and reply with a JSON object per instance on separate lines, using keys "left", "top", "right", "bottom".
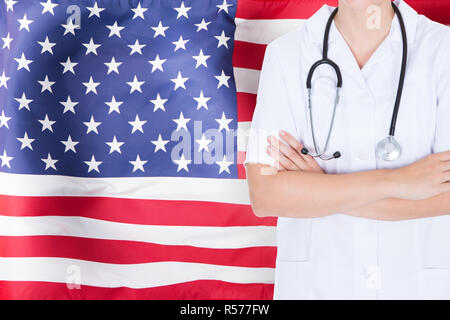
{"left": 266, "top": 130, "right": 323, "bottom": 173}
{"left": 390, "top": 151, "right": 450, "bottom": 200}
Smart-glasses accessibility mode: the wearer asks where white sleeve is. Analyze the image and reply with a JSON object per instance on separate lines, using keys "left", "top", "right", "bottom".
{"left": 244, "top": 42, "right": 299, "bottom": 167}
{"left": 433, "top": 36, "right": 450, "bottom": 153}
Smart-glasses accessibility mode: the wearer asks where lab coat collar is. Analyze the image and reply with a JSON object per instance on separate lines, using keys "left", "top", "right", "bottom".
{"left": 305, "top": 0, "right": 418, "bottom": 45}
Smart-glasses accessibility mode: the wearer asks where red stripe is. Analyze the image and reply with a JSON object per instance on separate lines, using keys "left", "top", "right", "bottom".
{"left": 236, "top": 0, "right": 338, "bottom": 20}
{"left": 0, "top": 280, "right": 274, "bottom": 300}
{"left": 238, "top": 164, "right": 246, "bottom": 180}
{"left": 233, "top": 41, "right": 266, "bottom": 71}
{"left": 0, "top": 235, "right": 276, "bottom": 267}
{"left": 235, "top": 0, "right": 450, "bottom": 25}
{"left": 237, "top": 92, "right": 257, "bottom": 122}
{"left": 0, "top": 195, "right": 276, "bottom": 227}
{"left": 407, "top": 0, "right": 450, "bottom": 25}
{"left": 237, "top": 152, "right": 247, "bottom": 179}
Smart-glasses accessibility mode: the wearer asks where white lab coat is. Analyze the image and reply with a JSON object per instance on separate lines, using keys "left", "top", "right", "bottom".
{"left": 245, "top": 0, "right": 450, "bottom": 299}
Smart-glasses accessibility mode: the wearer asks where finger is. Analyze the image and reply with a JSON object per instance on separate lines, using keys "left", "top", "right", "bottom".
{"left": 278, "top": 131, "right": 324, "bottom": 171}
{"left": 441, "top": 161, "right": 450, "bottom": 172}
{"left": 279, "top": 131, "right": 324, "bottom": 171}
{"left": 280, "top": 130, "right": 307, "bottom": 156}
{"left": 436, "top": 150, "right": 450, "bottom": 161}
{"left": 443, "top": 171, "right": 450, "bottom": 183}
{"left": 440, "top": 181, "right": 450, "bottom": 194}
{"left": 266, "top": 145, "right": 298, "bottom": 171}
{"left": 268, "top": 135, "right": 307, "bottom": 170}
{"left": 274, "top": 160, "right": 287, "bottom": 171}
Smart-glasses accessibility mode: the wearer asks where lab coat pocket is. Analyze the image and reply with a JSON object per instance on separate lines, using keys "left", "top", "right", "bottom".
{"left": 276, "top": 217, "right": 312, "bottom": 262}
{"left": 418, "top": 216, "right": 450, "bottom": 269}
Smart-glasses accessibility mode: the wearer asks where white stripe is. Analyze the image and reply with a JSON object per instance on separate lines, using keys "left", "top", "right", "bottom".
{"left": 234, "top": 67, "right": 260, "bottom": 94}
{"left": 0, "top": 257, "right": 274, "bottom": 288}
{"left": 0, "top": 172, "right": 250, "bottom": 205}
{"left": 235, "top": 18, "right": 305, "bottom": 45}
{"left": 238, "top": 121, "right": 252, "bottom": 152}
{"left": 0, "top": 216, "right": 276, "bottom": 249}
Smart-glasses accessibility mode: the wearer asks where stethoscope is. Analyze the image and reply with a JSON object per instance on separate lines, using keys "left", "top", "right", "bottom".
{"left": 301, "top": 2, "right": 408, "bottom": 161}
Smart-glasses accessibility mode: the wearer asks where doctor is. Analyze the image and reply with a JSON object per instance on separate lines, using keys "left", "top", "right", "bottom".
{"left": 245, "top": 0, "right": 450, "bottom": 299}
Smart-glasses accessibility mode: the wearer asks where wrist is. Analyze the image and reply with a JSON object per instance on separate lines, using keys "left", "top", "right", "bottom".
{"left": 379, "top": 168, "right": 402, "bottom": 198}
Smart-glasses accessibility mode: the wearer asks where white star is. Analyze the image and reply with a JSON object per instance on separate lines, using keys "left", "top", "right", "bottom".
{"left": 4, "top": 0, "right": 17, "bottom": 12}
{"left": 195, "top": 19, "right": 211, "bottom": 32}
{"left": 61, "top": 135, "right": 79, "bottom": 153}
{"left": 128, "top": 115, "right": 147, "bottom": 133}
{"left": 216, "top": 155, "right": 233, "bottom": 174}
{"left": 41, "top": 153, "right": 58, "bottom": 171}
{"left": 106, "top": 21, "right": 124, "bottom": 38}
{"left": 38, "top": 75, "right": 55, "bottom": 93}
{"left": 0, "top": 70, "right": 10, "bottom": 88}
{"left": 18, "top": 14, "right": 33, "bottom": 32}
{"left": 84, "top": 155, "right": 102, "bottom": 173}
{"left": 81, "top": 116, "right": 100, "bottom": 136}
{"left": 128, "top": 39, "right": 146, "bottom": 55}
{"left": 15, "top": 92, "right": 33, "bottom": 111}
{"left": 17, "top": 132, "right": 35, "bottom": 150}
{"left": 192, "top": 49, "right": 210, "bottom": 68}
{"left": 150, "top": 93, "right": 168, "bottom": 112}
{"left": 215, "top": 30, "right": 230, "bottom": 48}
{"left": 151, "top": 21, "right": 169, "bottom": 38}
{"left": 174, "top": 153, "right": 191, "bottom": 172}
{"left": 106, "top": 136, "right": 124, "bottom": 154}
{"left": 82, "top": 38, "right": 101, "bottom": 55}
{"left": 173, "top": 112, "right": 190, "bottom": 131}
{"left": 148, "top": 54, "right": 166, "bottom": 72}
{"left": 217, "top": 0, "right": 232, "bottom": 13}
{"left": 40, "top": 0, "right": 58, "bottom": 15}
{"left": 170, "top": 71, "right": 189, "bottom": 90}
{"left": 0, "top": 150, "right": 13, "bottom": 168}
{"left": 215, "top": 69, "right": 231, "bottom": 88}
{"left": 1, "top": 32, "right": 13, "bottom": 49}
{"left": 195, "top": 133, "right": 212, "bottom": 152}
{"left": 105, "top": 96, "right": 123, "bottom": 114}
{"left": 127, "top": 75, "right": 144, "bottom": 93}
{"left": 151, "top": 134, "right": 169, "bottom": 152}
{"left": 172, "top": 35, "right": 189, "bottom": 51}
{"left": 37, "top": 36, "right": 56, "bottom": 54}
{"left": 82, "top": 76, "right": 100, "bottom": 94}
{"left": 60, "top": 96, "right": 78, "bottom": 114}
{"left": 104, "top": 57, "right": 122, "bottom": 74}
{"left": 60, "top": 56, "right": 78, "bottom": 74}
{"left": 130, "top": 154, "right": 147, "bottom": 172}
{"left": 61, "top": 19, "right": 77, "bottom": 36}
{"left": 87, "top": 2, "right": 105, "bottom": 18}
{"left": 174, "top": 1, "right": 191, "bottom": 19}
{"left": 193, "top": 90, "right": 211, "bottom": 110}
{"left": 83, "top": 116, "right": 101, "bottom": 134}
{"left": 215, "top": 112, "right": 232, "bottom": 132}
{"left": 132, "top": 2, "right": 148, "bottom": 20}
{"left": 14, "top": 52, "right": 33, "bottom": 71}
{"left": 0, "top": 110, "right": 11, "bottom": 128}
{"left": 38, "top": 114, "right": 55, "bottom": 132}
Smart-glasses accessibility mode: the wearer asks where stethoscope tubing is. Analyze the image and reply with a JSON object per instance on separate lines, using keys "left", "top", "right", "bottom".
{"left": 303, "top": 2, "right": 407, "bottom": 161}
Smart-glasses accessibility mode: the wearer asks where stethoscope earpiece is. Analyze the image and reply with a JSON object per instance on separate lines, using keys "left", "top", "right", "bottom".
{"left": 333, "top": 151, "right": 341, "bottom": 159}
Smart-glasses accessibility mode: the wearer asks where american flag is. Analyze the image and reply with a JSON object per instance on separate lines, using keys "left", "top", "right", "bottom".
{"left": 0, "top": 0, "right": 449, "bottom": 300}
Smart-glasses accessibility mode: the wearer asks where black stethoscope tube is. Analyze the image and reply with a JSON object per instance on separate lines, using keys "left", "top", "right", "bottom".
{"left": 302, "top": 2, "right": 407, "bottom": 161}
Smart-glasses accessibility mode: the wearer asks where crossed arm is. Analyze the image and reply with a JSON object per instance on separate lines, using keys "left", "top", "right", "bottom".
{"left": 246, "top": 130, "right": 450, "bottom": 221}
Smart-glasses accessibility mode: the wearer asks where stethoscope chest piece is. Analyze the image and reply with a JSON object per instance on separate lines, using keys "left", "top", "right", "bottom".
{"left": 376, "top": 135, "right": 401, "bottom": 161}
